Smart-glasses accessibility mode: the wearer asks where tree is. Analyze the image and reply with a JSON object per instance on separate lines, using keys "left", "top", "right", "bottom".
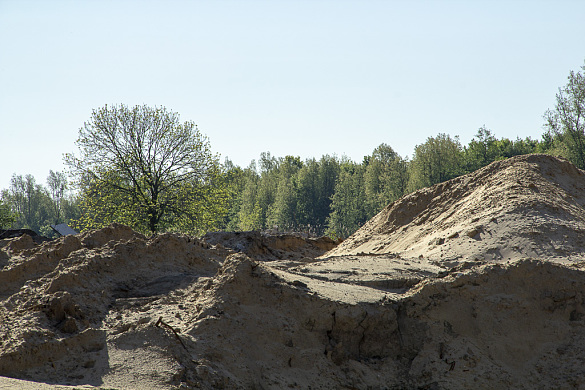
{"left": 221, "top": 159, "right": 250, "bottom": 231}
{"left": 226, "top": 153, "right": 341, "bottom": 235}
{"left": 407, "top": 133, "right": 463, "bottom": 191}
{"left": 363, "top": 144, "right": 408, "bottom": 216}
{"left": 464, "top": 127, "right": 499, "bottom": 172}
{"left": 229, "top": 161, "right": 264, "bottom": 231}
{"left": 294, "top": 159, "right": 320, "bottom": 230}
{"left": 3, "top": 174, "right": 53, "bottom": 232}
{"left": 326, "top": 159, "right": 367, "bottom": 238}
{"left": 268, "top": 174, "right": 298, "bottom": 230}
{"left": 65, "top": 104, "right": 226, "bottom": 234}
{"left": 236, "top": 169, "right": 263, "bottom": 230}
{"left": 314, "top": 155, "right": 341, "bottom": 232}
{"left": 1, "top": 173, "right": 80, "bottom": 236}
{"left": 47, "top": 170, "right": 68, "bottom": 224}
{"left": 0, "top": 200, "right": 15, "bottom": 228}
{"left": 544, "top": 60, "right": 585, "bottom": 168}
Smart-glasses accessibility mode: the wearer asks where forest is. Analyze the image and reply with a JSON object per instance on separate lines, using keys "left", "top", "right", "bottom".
{"left": 1, "top": 60, "right": 583, "bottom": 239}
{"left": 0, "top": 129, "right": 557, "bottom": 239}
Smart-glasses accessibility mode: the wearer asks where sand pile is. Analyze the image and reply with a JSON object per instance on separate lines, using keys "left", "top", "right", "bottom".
{"left": 327, "top": 154, "right": 585, "bottom": 264}
{"left": 1, "top": 154, "right": 585, "bottom": 389}
{"left": 202, "top": 230, "right": 338, "bottom": 262}
{"left": 0, "top": 224, "right": 229, "bottom": 388}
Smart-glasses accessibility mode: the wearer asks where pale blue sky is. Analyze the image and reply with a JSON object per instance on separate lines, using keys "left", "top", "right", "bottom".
{"left": 1, "top": 0, "right": 584, "bottom": 191}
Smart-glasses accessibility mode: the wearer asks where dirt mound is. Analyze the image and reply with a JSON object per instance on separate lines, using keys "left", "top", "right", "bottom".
{"left": 0, "top": 228, "right": 50, "bottom": 242}
{"left": 179, "top": 256, "right": 585, "bottom": 389}
{"left": 326, "top": 154, "right": 585, "bottom": 264}
{"left": 3, "top": 154, "right": 585, "bottom": 389}
{"left": 0, "top": 225, "right": 229, "bottom": 388}
{"left": 202, "top": 230, "right": 337, "bottom": 261}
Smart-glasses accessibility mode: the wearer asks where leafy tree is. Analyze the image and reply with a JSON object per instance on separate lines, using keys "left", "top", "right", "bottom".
{"left": 493, "top": 137, "right": 540, "bottom": 159}
{"left": 544, "top": 60, "right": 585, "bottom": 168}
{"left": 0, "top": 200, "right": 15, "bottom": 228}
{"left": 363, "top": 144, "right": 408, "bottom": 216}
{"left": 226, "top": 160, "right": 263, "bottom": 231}
{"left": 221, "top": 159, "right": 252, "bottom": 231}
{"left": 292, "top": 158, "right": 333, "bottom": 233}
{"left": 47, "top": 170, "right": 68, "bottom": 224}
{"left": 2, "top": 174, "right": 53, "bottom": 232}
{"left": 254, "top": 156, "right": 279, "bottom": 229}
{"left": 268, "top": 174, "right": 298, "bottom": 230}
{"left": 314, "top": 155, "right": 341, "bottom": 232}
{"left": 266, "top": 156, "right": 303, "bottom": 230}
{"left": 464, "top": 127, "right": 499, "bottom": 171}
{"left": 294, "top": 158, "right": 319, "bottom": 229}
{"left": 326, "top": 159, "right": 367, "bottom": 238}
{"left": 65, "top": 104, "right": 226, "bottom": 234}
{"left": 407, "top": 133, "right": 464, "bottom": 191}
{"left": 71, "top": 170, "right": 137, "bottom": 231}
{"left": 227, "top": 153, "right": 341, "bottom": 235}
{"left": 1, "top": 173, "right": 80, "bottom": 236}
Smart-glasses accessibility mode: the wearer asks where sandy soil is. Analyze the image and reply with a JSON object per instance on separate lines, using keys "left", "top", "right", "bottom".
{"left": 2, "top": 154, "right": 585, "bottom": 389}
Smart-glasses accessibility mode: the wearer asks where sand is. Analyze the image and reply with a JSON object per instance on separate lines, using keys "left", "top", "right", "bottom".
{"left": 2, "top": 154, "right": 585, "bottom": 389}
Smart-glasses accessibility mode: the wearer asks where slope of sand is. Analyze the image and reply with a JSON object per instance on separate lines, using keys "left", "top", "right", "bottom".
{"left": 326, "top": 154, "right": 585, "bottom": 264}
{"left": 2, "top": 154, "right": 585, "bottom": 389}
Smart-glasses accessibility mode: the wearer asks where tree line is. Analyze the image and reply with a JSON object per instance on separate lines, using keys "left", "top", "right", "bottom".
{"left": 221, "top": 130, "right": 547, "bottom": 238}
{"left": 1, "top": 60, "right": 583, "bottom": 238}
{"left": 0, "top": 128, "right": 557, "bottom": 239}
{"left": 0, "top": 171, "right": 79, "bottom": 237}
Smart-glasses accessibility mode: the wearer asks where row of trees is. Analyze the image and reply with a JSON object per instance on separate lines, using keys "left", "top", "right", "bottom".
{"left": 0, "top": 129, "right": 544, "bottom": 238}
{"left": 220, "top": 130, "right": 544, "bottom": 238}
{"left": 1, "top": 60, "right": 583, "bottom": 238}
{"left": 0, "top": 171, "right": 79, "bottom": 237}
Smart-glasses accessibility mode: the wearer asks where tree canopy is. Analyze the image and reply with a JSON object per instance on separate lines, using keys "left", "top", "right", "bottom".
{"left": 407, "top": 133, "right": 464, "bottom": 192}
{"left": 65, "top": 104, "right": 227, "bottom": 234}
{"left": 0, "top": 173, "right": 78, "bottom": 236}
{"left": 545, "top": 61, "right": 585, "bottom": 168}
{"left": 0, "top": 200, "right": 15, "bottom": 229}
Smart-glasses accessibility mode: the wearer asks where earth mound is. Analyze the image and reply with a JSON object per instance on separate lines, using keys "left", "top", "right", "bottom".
{"left": 326, "top": 154, "right": 585, "bottom": 264}
{"left": 202, "top": 230, "right": 338, "bottom": 261}
{"left": 2, "top": 154, "right": 585, "bottom": 389}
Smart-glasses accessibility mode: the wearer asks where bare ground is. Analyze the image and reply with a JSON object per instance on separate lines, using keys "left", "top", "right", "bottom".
{"left": 2, "top": 154, "right": 585, "bottom": 389}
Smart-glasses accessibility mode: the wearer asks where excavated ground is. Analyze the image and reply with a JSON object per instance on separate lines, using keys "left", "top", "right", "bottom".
{"left": 1, "top": 154, "right": 585, "bottom": 389}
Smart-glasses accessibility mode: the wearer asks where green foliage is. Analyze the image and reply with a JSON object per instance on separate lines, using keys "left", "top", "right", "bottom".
{"left": 65, "top": 104, "right": 227, "bottom": 234}
{"left": 544, "top": 60, "right": 585, "bottom": 168}
{"left": 326, "top": 160, "right": 367, "bottom": 238}
{"left": 232, "top": 162, "right": 264, "bottom": 231}
{"left": 464, "top": 126, "right": 499, "bottom": 171}
{"left": 47, "top": 170, "right": 68, "bottom": 224}
{"left": 221, "top": 159, "right": 251, "bottom": 231}
{"left": 0, "top": 173, "right": 79, "bottom": 236}
{"left": 3, "top": 174, "right": 52, "bottom": 232}
{"left": 363, "top": 144, "right": 408, "bottom": 217}
{"left": 0, "top": 200, "right": 15, "bottom": 228}
{"left": 407, "top": 133, "right": 464, "bottom": 192}
{"left": 463, "top": 127, "right": 543, "bottom": 172}
{"left": 224, "top": 153, "right": 341, "bottom": 235}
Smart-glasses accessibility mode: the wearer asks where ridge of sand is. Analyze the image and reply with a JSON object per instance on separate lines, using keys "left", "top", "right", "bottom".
{"left": 2, "top": 154, "right": 585, "bottom": 389}
{"left": 325, "top": 154, "right": 585, "bottom": 264}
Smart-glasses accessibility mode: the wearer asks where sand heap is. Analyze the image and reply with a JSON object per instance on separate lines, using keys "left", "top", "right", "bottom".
{"left": 327, "top": 154, "right": 585, "bottom": 264}
{"left": 1, "top": 154, "right": 585, "bottom": 389}
{"left": 202, "top": 230, "right": 338, "bottom": 262}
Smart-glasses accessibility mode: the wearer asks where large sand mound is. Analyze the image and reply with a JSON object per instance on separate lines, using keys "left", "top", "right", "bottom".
{"left": 326, "top": 154, "right": 585, "bottom": 263}
{"left": 1, "top": 154, "right": 585, "bottom": 389}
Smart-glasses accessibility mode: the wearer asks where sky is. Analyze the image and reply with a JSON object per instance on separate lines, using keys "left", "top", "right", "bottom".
{"left": 1, "top": 0, "right": 585, "bottom": 191}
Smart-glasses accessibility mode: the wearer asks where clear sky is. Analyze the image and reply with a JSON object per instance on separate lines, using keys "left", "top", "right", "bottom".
{"left": 1, "top": 0, "right": 584, "bottom": 191}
